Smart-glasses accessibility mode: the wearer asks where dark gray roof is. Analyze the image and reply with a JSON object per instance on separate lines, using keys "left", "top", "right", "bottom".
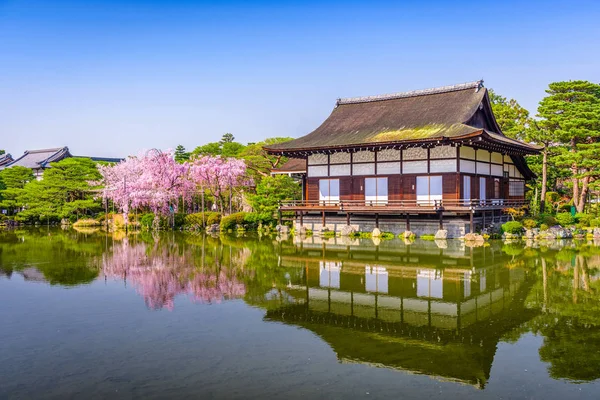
{"left": 265, "top": 81, "right": 540, "bottom": 154}
{"left": 6, "top": 147, "right": 71, "bottom": 169}
{"left": 0, "top": 153, "right": 13, "bottom": 167}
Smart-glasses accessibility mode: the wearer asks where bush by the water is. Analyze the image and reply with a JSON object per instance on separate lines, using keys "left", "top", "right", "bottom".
{"left": 72, "top": 218, "right": 101, "bottom": 227}
{"left": 538, "top": 214, "right": 558, "bottom": 227}
{"left": 220, "top": 212, "right": 247, "bottom": 231}
{"left": 556, "top": 212, "right": 574, "bottom": 227}
{"left": 502, "top": 221, "right": 524, "bottom": 234}
{"left": 184, "top": 212, "right": 221, "bottom": 229}
{"left": 140, "top": 213, "right": 155, "bottom": 229}
{"left": 522, "top": 218, "right": 538, "bottom": 229}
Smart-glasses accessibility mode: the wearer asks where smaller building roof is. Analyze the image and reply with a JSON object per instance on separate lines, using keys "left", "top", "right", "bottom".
{"left": 0, "top": 153, "right": 13, "bottom": 167}
{"left": 271, "top": 158, "right": 307, "bottom": 174}
{"left": 6, "top": 147, "right": 71, "bottom": 169}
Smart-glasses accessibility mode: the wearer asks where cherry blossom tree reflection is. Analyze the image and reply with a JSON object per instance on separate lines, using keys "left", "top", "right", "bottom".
{"left": 102, "top": 238, "right": 246, "bottom": 310}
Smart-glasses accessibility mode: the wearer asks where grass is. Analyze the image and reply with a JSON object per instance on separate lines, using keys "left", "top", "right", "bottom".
{"left": 73, "top": 218, "right": 101, "bottom": 227}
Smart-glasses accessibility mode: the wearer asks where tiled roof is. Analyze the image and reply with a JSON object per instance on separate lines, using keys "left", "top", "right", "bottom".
{"left": 6, "top": 147, "right": 71, "bottom": 169}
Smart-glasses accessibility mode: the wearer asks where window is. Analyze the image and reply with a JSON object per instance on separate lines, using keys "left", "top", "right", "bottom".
{"left": 417, "top": 269, "right": 443, "bottom": 299}
{"left": 494, "top": 178, "right": 501, "bottom": 199}
{"left": 319, "top": 261, "right": 341, "bottom": 289}
{"left": 365, "top": 266, "right": 389, "bottom": 294}
{"left": 509, "top": 180, "right": 525, "bottom": 196}
{"left": 365, "top": 177, "right": 388, "bottom": 205}
{"left": 479, "top": 177, "right": 487, "bottom": 201}
{"left": 319, "top": 179, "right": 340, "bottom": 205}
{"left": 463, "top": 176, "right": 471, "bottom": 203}
{"left": 417, "top": 176, "right": 442, "bottom": 205}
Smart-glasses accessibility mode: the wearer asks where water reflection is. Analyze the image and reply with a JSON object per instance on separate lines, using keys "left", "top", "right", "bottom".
{"left": 1, "top": 229, "right": 600, "bottom": 388}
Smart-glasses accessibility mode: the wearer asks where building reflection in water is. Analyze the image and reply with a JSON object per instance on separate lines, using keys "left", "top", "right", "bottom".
{"left": 267, "top": 237, "right": 538, "bottom": 388}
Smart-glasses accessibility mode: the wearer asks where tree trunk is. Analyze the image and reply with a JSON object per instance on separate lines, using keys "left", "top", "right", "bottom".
{"left": 571, "top": 138, "right": 580, "bottom": 210}
{"left": 540, "top": 145, "right": 548, "bottom": 213}
{"left": 576, "top": 175, "right": 590, "bottom": 213}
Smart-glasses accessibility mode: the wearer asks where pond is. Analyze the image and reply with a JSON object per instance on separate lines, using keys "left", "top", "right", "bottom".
{"left": 1, "top": 229, "right": 600, "bottom": 399}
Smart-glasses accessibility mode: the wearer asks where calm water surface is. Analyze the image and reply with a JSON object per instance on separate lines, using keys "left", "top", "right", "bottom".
{"left": 1, "top": 229, "right": 600, "bottom": 399}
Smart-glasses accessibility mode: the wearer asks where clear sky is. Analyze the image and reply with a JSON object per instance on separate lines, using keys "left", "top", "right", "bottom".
{"left": 0, "top": 0, "right": 598, "bottom": 158}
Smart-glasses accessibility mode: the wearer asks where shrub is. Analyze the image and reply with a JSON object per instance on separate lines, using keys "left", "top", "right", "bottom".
{"left": 140, "top": 213, "right": 155, "bottom": 229}
{"left": 591, "top": 218, "right": 600, "bottom": 228}
{"left": 502, "top": 221, "right": 524, "bottom": 234}
{"left": 538, "top": 214, "right": 558, "bottom": 227}
{"left": 243, "top": 212, "right": 276, "bottom": 230}
{"left": 420, "top": 234, "right": 436, "bottom": 240}
{"left": 68, "top": 214, "right": 77, "bottom": 224}
{"left": 220, "top": 212, "right": 247, "bottom": 231}
{"left": 522, "top": 218, "right": 537, "bottom": 229}
{"left": 555, "top": 212, "right": 575, "bottom": 227}
{"left": 73, "top": 218, "right": 101, "bottom": 227}
{"left": 184, "top": 212, "right": 221, "bottom": 229}
{"left": 380, "top": 232, "right": 395, "bottom": 240}
{"left": 350, "top": 232, "right": 372, "bottom": 239}
{"left": 173, "top": 213, "right": 186, "bottom": 229}
{"left": 575, "top": 212, "right": 593, "bottom": 227}
{"left": 540, "top": 223, "right": 549, "bottom": 231}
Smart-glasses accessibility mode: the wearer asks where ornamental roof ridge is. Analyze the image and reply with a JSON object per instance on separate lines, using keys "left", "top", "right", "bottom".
{"left": 337, "top": 80, "right": 484, "bottom": 106}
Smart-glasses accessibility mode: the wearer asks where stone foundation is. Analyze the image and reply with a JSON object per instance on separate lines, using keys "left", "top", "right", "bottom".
{"left": 295, "top": 213, "right": 501, "bottom": 238}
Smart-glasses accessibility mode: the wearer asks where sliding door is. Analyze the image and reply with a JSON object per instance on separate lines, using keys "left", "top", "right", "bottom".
{"left": 319, "top": 179, "right": 340, "bottom": 205}
{"left": 416, "top": 176, "right": 442, "bottom": 205}
{"left": 365, "top": 177, "right": 388, "bottom": 205}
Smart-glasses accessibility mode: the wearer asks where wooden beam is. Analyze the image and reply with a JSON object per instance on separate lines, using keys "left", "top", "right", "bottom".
{"left": 322, "top": 211, "right": 326, "bottom": 227}
{"left": 406, "top": 213, "right": 411, "bottom": 231}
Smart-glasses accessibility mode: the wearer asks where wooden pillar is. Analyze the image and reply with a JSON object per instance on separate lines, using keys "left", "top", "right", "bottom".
{"left": 375, "top": 213, "right": 379, "bottom": 229}
{"left": 346, "top": 213, "right": 350, "bottom": 226}
{"left": 322, "top": 211, "right": 326, "bottom": 227}
{"left": 278, "top": 209, "right": 282, "bottom": 225}
{"left": 469, "top": 211, "right": 474, "bottom": 233}
{"left": 300, "top": 212, "right": 304, "bottom": 227}
{"left": 482, "top": 211, "right": 486, "bottom": 229}
{"left": 406, "top": 213, "right": 411, "bottom": 231}
{"left": 439, "top": 210, "right": 444, "bottom": 230}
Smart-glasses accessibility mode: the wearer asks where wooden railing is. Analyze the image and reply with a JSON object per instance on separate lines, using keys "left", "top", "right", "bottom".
{"left": 279, "top": 199, "right": 528, "bottom": 212}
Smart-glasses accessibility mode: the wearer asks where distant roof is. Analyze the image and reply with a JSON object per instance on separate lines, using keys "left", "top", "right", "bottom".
{"left": 6, "top": 147, "right": 71, "bottom": 169}
{"left": 75, "top": 156, "right": 124, "bottom": 163}
{"left": 271, "top": 158, "right": 306, "bottom": 174}
{"left": 265, "top": 80, "right": 540, "bottom": 155}
{"left": 0, "top": 153, "right": 13, "bottom": 167}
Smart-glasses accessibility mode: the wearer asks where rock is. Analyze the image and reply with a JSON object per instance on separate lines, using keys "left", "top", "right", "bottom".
{"left": 371, "top": 237, "right": 381, "bottom": 246}
{"left": 593, "top": 227, "right": 600, "bottom": 238}
{"left": 434, "top": 229, "right": 448, "bottom": 240}
{"left": 295, "top": 226, "right": 308, "bottom": 236}
{"left": 525, "top": 229, "right": 535, "bottom": 239}
{"left": 276, "top": 224, "right": 289, "bottom": 234}
{"left": 340, "top": 225, "right": 356, "bottom": 237}
{"left": 207, "top": 223, "right": 220, "bottom": 233}
{"left": 435, "top": 239, "right": 448, "bottom": 249}
{"left": 60, "top": 218, "right": 70, "bottom": 226}
{"left": 372, "top": 228, "right": 382, "bottom": 238}
{"left": 313, "top": 226, "right": 329, "bottom": 236}
{"left": 547, "top": 226, "right": 572, "bottom": 239}
{"left": 402, "top": 231, "right": 414, "bottom": 239}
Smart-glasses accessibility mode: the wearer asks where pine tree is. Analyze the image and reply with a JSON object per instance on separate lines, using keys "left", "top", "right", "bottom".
{"left": 489, "top": 89, "right": 531, "bottom": 141}
{"left": 537, "top": 81, "right": 600, "bottom": 212}
{"left": 174, "top": 145, "right": 190, "bottom": 163}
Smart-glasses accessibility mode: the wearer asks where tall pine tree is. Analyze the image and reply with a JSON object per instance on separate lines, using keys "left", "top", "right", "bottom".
{"left": 537, "top": 81, "right": 600, "bottom": 212}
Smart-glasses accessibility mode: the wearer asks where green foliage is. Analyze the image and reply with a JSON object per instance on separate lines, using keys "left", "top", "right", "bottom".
{"left": 0, "top": 166, "right": 35, "bottom": 215}
{"left": 420, "top": 234, "right": 436, "bottom": 241}
{"left": 349, "top": 231, "right": 372, "bottom": 239}
{"left": 174, "top": 145, "right": 190, "bottom": 163}
{"left": 555, "top": 212, "right": 575, "bottom": 227}
{"left": 540, "top": 223, "right": 549, "bottom": 231}
{"left": 502, "top": 221, "right": 524, "bottom": 234}
{"left": 243, "top": 212, "right": 275, "bottom": 229}
{"left": 522, "top": 218, "right": 538, "bottom": 229}
{"left": 192, "top": 133, "right": 245, "bottom": 158}
{"left": 575, "top": 212, "right": 593, "bottom": 227}
{"left": 249, "top": 175, "right": 301, "bottom": 215}
{"left": 489, "top": 89, "right": 532, "bottom": 141}
{"left": 16, "top": 158, "right": 102, "bottom": 223}
{"left": 539, "top": 214, "right": 558, "bottom": 227}
{"left": 220, "top": 212, "right": 247, "bottom": 231}
{"left": 590, "top": 218, "right": 600, "bottom": 228}
{"left": 380, "top": 232, "right": 395, "bottom": 240}
{"left": 140, "top": 213, "right": 155, "bottom": 229}
{"left": 537, "top": 81, "right": 600, "bottom": 212}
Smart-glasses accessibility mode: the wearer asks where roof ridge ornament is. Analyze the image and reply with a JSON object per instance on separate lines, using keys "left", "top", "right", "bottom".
{"left": 337, "top": 80, "right": 485, "bottom": 105}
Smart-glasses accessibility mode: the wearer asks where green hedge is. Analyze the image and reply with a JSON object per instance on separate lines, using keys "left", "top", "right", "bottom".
{"left": 184, "top": 212, "right": 221, "bottom": 228}
{"left": 502, "top": 221, "right": 524, "bottom": 234}
{"left": 221, "top": 212, "right": 247, "bottom": 231}
{"left": 556, "top": 212, "right": 574, "bottom": 227}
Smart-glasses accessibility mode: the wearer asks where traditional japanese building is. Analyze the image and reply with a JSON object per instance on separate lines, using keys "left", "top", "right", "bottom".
{"left": 265, "top": 81, "right": 540, "bottom": 236}
{"left": 0, "top": 153, "right": 14, "bottom": 167}
{"left": 2, "top": 146, "right": 123, "bottom": 180}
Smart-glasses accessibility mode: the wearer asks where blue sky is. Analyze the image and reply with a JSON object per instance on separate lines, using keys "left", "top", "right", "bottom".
{"left": 0, "top": 0, "right": 598, "bottom": 158}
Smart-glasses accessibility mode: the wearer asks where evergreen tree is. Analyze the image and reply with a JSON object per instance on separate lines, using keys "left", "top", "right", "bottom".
{"left": 174, "top": 145, "right": 190, "bottom": 163}
{"left": 219, "top": 133, "right": 235, "bottom": 144}
{"left": 0, "top": 166, "right": 34, "bottom": 215}
{"left": 489, "top": 89, "right": 532, "bottom": 140}
{"left": 537, "top": 81, "right": 600, "bottom": 212}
